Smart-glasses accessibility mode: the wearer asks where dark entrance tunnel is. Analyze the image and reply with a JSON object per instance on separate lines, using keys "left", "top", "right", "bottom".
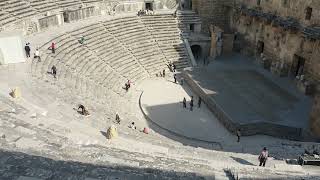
{"left": 191, "top": 45, "right": 202, "bottom": 62}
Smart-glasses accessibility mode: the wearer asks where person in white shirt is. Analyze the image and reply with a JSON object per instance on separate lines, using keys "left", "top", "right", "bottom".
{"left": 34, "top": 49, "right": 41, "bottom": 62}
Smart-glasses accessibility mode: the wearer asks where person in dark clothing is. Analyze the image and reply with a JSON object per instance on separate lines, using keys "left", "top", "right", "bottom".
{"left": 174, "top": 74, "right": 177, "bottom": 83}
{"left": 125, "top": 83, "right": 129, "bottom": 92}
{"left": 198, "top": 97, "right": 202, "bottom": 108}
{"left": 115, "top": 113, "right": 120, "bottom": 124}
{"left": 78, "top": 104, "right": 88, "bottom": 115}
{"left": 258, "top": 147, "right": 269, "bottom": 167}
{"left": 163, "top": 69, "right": 165, "bottom": 77}
{"left": 173, "top": 64, "right": 176, "bottom": 72}
{"left": 183, "top": 97, "right": 187, "bottom": 108}
{"left": 51, "top": 65, "right": 57, "bottom": 78}
{"left": 24, "top": 43, "right": 31, "bottom": 58}
{"left": 190, "top": 96, "right": 194, "bottom": 111}
{"left": 236, "top": 129, "right": 241, "bottom": 142}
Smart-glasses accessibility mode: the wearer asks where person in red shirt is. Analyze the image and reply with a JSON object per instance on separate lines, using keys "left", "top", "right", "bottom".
{"left": 49, "top": 42, "right": 55, "bottom": 54}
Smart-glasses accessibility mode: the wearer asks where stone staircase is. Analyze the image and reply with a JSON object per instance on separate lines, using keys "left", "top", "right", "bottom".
{"left": 140, "top": 14, "right": 191, "bottom": 70}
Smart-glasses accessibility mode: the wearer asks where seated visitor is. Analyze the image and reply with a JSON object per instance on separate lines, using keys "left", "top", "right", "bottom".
{"left": 78, "top": 104, "right": 89, "bottom": 116}
{"left": 129, "top": 122, "right": 136, "bottom": 130}
{"left": 78, "top": 36, "right": 85, "bottom": 44}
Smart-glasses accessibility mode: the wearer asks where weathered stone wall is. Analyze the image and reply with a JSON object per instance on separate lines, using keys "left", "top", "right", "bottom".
{"left": 191, "top": 0, "right": 234, "bottom": 33}
{"left": 233, "top": 1, "right": 320, "bottom": 83}
{"left": 39, "top": 15, "right": 60, "bottom": 30}
{"left": 64, "top": 7, "right": 96, "bottom": 23}
{"left": 232, "top": 0, "right": 320, "bottom": 138}
{"left": 237, "top": 0, "right": 320, "bottom": 25}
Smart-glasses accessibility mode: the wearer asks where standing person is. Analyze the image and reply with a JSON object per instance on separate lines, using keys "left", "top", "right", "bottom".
{"left": 49, "top": 42, "right": 55, "bottom": 54}
{"left": 51, "top": 65, "right": 57, "bottom": 78}
{"left": 24, "top": 43, "right": 31, "bottom": 58}
{"left": 183, "top": 97, "right": 187, "bottom": 108}
{"left": 173, "top": 64, "right": 176, "bottom": 72}
{"left": 115, "top": 113, "right": 120, "bottom": 124}
{"left": 34, "top": 49, "right": 41, "bottom": 62}
{"left": 198, "top": 97, "right": 202, "bottom": 108}
{"left": 190, "top": 96, "right": 194, "bottom": 111}
{"left": 174, "top": 74, "right": 177, "bottom": 83}
{"left": 163, "top": 69, "right": 165, "bottom": 77}
{"left": 258, "top": 147, "right": 269, "bottom": 167}
{"left": 127, "top": 79, "right": 131, "bottom": 89}
{"left": 236, "top": 129, "right": 241, "bottom": 142}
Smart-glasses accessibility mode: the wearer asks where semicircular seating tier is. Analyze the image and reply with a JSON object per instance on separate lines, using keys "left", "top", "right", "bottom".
{"left": 32, "top": 15, "right": 191, "bottom": 100}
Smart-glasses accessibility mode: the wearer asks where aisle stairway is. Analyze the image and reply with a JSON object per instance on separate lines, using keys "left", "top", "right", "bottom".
{"left": 140, "top": 14, "right": 191, "bottom": 70}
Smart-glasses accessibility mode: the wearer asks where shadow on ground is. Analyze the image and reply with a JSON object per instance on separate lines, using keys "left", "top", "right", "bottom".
{"left": 0, "top": 149, "right": 210, "bottom": 180}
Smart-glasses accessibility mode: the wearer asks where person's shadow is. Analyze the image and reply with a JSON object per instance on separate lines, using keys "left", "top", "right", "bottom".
{"left": 230, "top": 156, "right": 255, "bottom": 166}
{"left": 100, "top": 131, "right": 108, "bottom": 138}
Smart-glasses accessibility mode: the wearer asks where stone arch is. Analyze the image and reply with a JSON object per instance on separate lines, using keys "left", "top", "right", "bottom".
{"left": 191, "top": 44, "right": 202, "bottom": 61}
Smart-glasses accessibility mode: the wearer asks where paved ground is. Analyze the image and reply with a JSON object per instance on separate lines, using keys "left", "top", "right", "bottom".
{"left": 140, "top": 78, "right": 231, "bottom": 144}
{"left": 188, "top": 55, "right": 312, "bottom": 128}
{"left": 139, "top": 76, "right": 320, "bottom": 159}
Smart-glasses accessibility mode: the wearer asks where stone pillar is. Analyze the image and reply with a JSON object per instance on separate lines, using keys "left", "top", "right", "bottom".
{"left": 209, "top": 25, "right": 223, "bottom": 58}
{"left": 223, "top": 33, "right": 234, "bottom": 55}
{"left": 310, "top": 93, "right": 320, "bottom": 138}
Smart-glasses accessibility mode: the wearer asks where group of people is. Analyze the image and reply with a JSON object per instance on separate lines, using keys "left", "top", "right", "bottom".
{"left": 158, "top": 69, "right": 166, "bottom": 77}
{"left": 24, "top": 43, "right": 41, "bottom": 62}
{"left": 24, "top": 41, "right": 56, "bottom": 61}
{"left": 167, "top": 62, "right": 177, "bottom": 72}
{"left": 137, "top": 9, "right": 154, "bottom": 16}
{"left": 182, "top": 96, "right": 201, "bottom": 111}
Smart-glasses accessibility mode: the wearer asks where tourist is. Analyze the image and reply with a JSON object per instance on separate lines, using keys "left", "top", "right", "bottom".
{"left": 173, "top": 64, "right": 176, "bottom": 72}
{"left": 236, "top": 129, "right": 241, "bottom": 142}
{"left": 125, "top": 83, "right": 129, "bottom": 92}
{"left": 51, "top": 65, "right": 57, "bottom": 78}
{"left": 180, "top": 78, "right": 184, "bottom": 85}
{"left": 129, "top": 122, "right": 136, "bottom": 130}
{"left": 79, "top": 36, "right": 85, "bottom": 44}
{"left": 198, "top": 97, "right": 202, "bottom": 108}
{"left": 34, "top": 49, "right": 41, "bottom": 62}
{"left": 49, "top": 42, "right": 55, "bottom": 54}
{"left": 190, "top": 96, "right": 194, "bottom": 111}
{"left": 174, "top": 74, "right": 177, "bottom": 83}
{"left": 78, "top": 104, "right": 89, "bottom": 116}
{"left": 127, "top": 80, "right": 131, "bottom": 88}
{"left": 143, "top": 127, "right": 149, "bottom": 134}
{"left": 183, "top": 97, "right": 187, "bottom": 108}
{"left": 24, "top": 43, "right": 31, "bottom": 58}
{"left": 163, "top": 69, "right": 165, "bottom": 77}
{"left": 115, "top": 113, "right": 120, "bottom": 124}
{"left": 258, "top": 147, "right": 269, "bottom": 167}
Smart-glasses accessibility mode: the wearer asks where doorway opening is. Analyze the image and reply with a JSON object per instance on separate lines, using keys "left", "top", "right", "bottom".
{"left": 257, "top": 40, "right": 264, "bottom": 54}
{"left": 191, "top": 45, "right": 202, "bottom": 61}
{"left": 145, "top": 3, "right": 153, "bottom": 11}
{"left": 63, "top": 11, "right": 69, "bottom": 23}
{"left": 190, "top": 24, "right": 194, "bottom": 32}
{"left": 292, "top": 55, "right": 305, "bottom": 77}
